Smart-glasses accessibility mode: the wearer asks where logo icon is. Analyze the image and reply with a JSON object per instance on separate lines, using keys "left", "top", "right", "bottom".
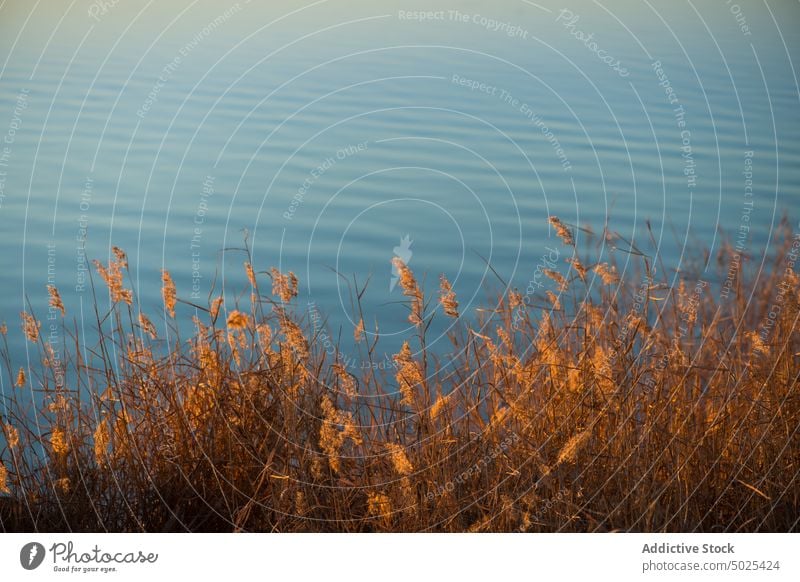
{"left": 20, "top": 542, "right": 46, "bottom": 570}
{"left": 390, "top": 235, "right": 413, "bottom": 292}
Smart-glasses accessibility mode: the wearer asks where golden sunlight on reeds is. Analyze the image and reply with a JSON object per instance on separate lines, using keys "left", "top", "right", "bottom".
{"left": 0, "top": 218, "right": 798, "bottom": 532}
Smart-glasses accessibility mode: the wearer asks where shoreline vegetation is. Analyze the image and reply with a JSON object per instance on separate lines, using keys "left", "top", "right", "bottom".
{"left": 1, "top": 217, "right": 798, "bottom": 532}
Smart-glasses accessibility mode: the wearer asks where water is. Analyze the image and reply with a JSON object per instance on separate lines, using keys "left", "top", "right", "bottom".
{"left": 0, "top": 0, "right": 798, "bottom": 372}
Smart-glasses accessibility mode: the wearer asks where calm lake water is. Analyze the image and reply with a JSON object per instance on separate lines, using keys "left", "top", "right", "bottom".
{"left": 0, "top": 0, "right": 798, "bottom": 372}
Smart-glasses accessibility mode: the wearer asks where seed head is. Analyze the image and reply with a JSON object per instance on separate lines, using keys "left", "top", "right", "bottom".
{"left": 21, "top": 312, "right": 40, "bottom": 343}
{"left": 392, "top": 258, "right": 423, "bottom": 325}
{"left": 0, "top": 463, "right": 9, "bottom": 494}
{"left": 387, "top": 442, "right": 413, "bottom": 475}
{"left": 393, "top": 341, "right": 423, "bottom": 406}
{"left": 161, "top": 270, "right": 177, "bottom": 317}
{"left": 549, "top": 216, "right": 575, "bottom": 246}
{"left": 544, "top": 269, "right": 568, "bottom": 291}
{"left": 271, "top": 268, "right": 298, "bottom": 303}
{"left": 210, "top": 295, "right": 224, "bottom": 321}
{"left": 94, "top": 420, "right": 110, "bottom": 463}
{"left": 138, "top": 313, "right": 157, "bottom": 339}
{"left": 557, "top": 430, "right": 590, "bottom": 465}
{"left": 354, "top": 318, "right": 365, "bottom": 343}
{"left": 112, "top": 246, "right": 128, "bottom": 267}
{"left": 4, "top": 423, "right": 19, "bottom": 450}
{"left": 367, "top": 492, "right": 392, "bottom": 524}
{"left": 226, "top": 310, "right": 250, "bottom": 330}
{"left": 50, "top": 428, "right": 68, "bottom": 456}
{"left": 439, "top": 275, "right": 460, "bottom": 318}
{"left": 94, "top": 257, "right": 132, "bottom": 305}
{"left": 333, "top": 363, "right": 357, "bottom": 398}
{"left": 245, "top": 262, "right": 257, "bottom": 288}
{"left": 594, "top": 263, "right": 619, "bottom": 285}
{"left": 48, "top": 285, "right": 65, "bottom": 316}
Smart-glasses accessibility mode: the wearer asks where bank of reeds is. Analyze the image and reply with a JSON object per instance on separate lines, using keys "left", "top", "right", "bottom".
{"left": 0, "top": 218, "right": 798, "bottom": 532}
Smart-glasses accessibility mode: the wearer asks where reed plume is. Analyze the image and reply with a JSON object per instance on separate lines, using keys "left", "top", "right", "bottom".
{"left": 94, "top": 257, "right": 132, "bottom": 305}
{"left": 393, "top": 341, "right": 423, "bottom": 407}
{"left": 271, "top": 268, "right": 298, "bottom": 303}
{"left": 50, "top": 428, "right": 68, "bottom": 456}
{"left": 226, "top": 310, "right": 250, "bottom": 330}
{"left": 0, "top": 463, "right": 9, "bottom": 494}
{"left": 47, "top": 285, "right": 65, "bottom": 316}
{"left": 439, "top": 275, "right": 459, "bottom": 318}
{"left": 549, "top": 215, "right": 575, "bottom": 246}
{"left": 138, "top": 313, "right": 157, "bottom": 339}
{"left": 387, "top": 443, "right": 414, "bottom": 475}
{"left": 392, "top": 258, "right": 423, "bottom": 326}
{"left": 20, "top": 312, "right": 40, "bottom": 343}
{"left": 161, "top": 270, "right": 177, "bottom": 317}
{"left": 245, "top": 261, "right": 257, "bottom": 288}
{"left": 4, "top": 424, "right": 19, "bottom": 450}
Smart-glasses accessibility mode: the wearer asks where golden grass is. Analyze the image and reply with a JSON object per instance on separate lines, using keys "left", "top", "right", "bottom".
{"left": 0, "top": 218, "right": 798, "bottom": 532}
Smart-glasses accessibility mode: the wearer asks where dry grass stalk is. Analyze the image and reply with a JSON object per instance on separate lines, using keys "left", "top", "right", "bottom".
{"left": 4, "top": 424, "right": 19, "bottom": 450}
{"left": 439, "top": 275, "right": 459, "bottom": 318}
{"left": 393, "top": 341, "right": 423, "bottom": 407}
{"left": 245, "top": 262, "right": 257, "bottom": 288}
{"left": 0, "top": 463, "right": 9, "bottom": 494}
{"left": 354, "top": 318, "right": 365, "bottom": 342}
{"left": 387, "top": 443, "right": 414, "bottom": 475}
{"left": 94, "top": 257, "right": 132, "bottom": 305}
{"left": 20, "top": 312, "right": 40, "bottom": 343}
{"left": 138, "top": 313, "right": 157, "bottom": 339}
{"left": 47, "top": 285, "right": 65, "bottom": 316}
{"left": 549, "top": 215, "right": 575, "bottom": 246}
{"left": 271, "top": 268, "right": 298, "bottom": 303}
{"left": 161, "top": 270, "right": 177, "bottom": 317}
{"left": 392, "top": 258, "right": 423, "bottom": 325}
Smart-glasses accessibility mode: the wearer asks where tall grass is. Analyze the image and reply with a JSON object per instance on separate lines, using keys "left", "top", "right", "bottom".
{"left": 0, "top": 218, "right": 798, "bottom": 532}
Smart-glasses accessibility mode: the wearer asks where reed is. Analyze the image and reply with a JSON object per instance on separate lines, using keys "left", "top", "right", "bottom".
{"left": 0, "top": 218, "right": 798, "bottom": 532}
